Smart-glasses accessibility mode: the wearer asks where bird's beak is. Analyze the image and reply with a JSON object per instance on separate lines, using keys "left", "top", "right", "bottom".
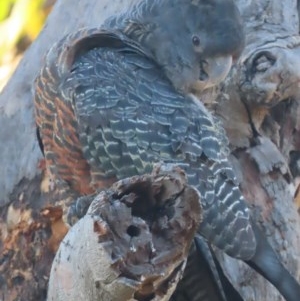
{"left": 192, "top": 55, "right": 233, "bottom": 92}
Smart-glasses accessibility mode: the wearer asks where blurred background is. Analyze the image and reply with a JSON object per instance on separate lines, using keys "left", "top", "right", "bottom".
{"left": 0, "top": 0, "right": 55, "bottom": 91}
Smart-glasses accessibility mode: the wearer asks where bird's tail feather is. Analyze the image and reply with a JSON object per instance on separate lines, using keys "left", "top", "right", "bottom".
{"left": 172, "top": 237, "right": 227, "bottom": 301}
{"left": 188, "top": 236, "right": 245, "bottom": 301}
{"left": 246, "top": 222, "right": 300, "bottom": 301}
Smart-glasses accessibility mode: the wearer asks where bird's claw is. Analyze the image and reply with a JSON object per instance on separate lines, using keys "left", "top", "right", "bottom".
{"left": 67, "top": 194, "right": 95, "bottom": 225}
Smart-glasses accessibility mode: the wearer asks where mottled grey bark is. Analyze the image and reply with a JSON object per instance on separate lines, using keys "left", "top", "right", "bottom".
{"left": 0, "top": 0, "right": 300, "bottom": 300}
{"left": 48, "top": 166, "right": 202, "bottom": 301}
{"left": 214, "top": 1, "right": 300, "bottom": 300}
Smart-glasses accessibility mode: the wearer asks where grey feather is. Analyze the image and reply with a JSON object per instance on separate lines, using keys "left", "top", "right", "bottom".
{"left": 62, "top": 43, "right": 256, "bottom": 260}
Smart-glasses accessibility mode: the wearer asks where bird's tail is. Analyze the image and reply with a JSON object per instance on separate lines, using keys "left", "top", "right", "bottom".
{"left": 172, "top": 235, "right": 245, "bottom": 301}
{"left": 246, "top": 222, "right": 300, "bottom": 301}
{"left": 194, "top": 236, "right": 245, "bottom": 301}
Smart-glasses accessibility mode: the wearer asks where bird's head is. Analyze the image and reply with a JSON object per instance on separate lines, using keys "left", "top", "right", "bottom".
{"left": 119, "top": 0, "right": 245, "bottom": 93}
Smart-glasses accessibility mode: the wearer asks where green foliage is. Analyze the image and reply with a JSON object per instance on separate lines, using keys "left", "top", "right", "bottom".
{"left": 0, "top": 0, "right": 49, "bottom": 63}
{"left": 0, "top": 0, "right": 16, "bottom": 21}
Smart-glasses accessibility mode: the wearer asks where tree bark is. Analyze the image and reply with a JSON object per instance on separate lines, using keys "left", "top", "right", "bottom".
{"left": 0, "top": 0, "right": 300, "bottom": 300}
{"left": 213, "top": 1, "right": 300, "bottom": 300}
{"left": 47, "top": 166, "right": 202, "bottom": 301}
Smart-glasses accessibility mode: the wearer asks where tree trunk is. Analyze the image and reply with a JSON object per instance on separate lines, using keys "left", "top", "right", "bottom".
{"left": 213, "top": 1, "right": 300, "bottom": 300}
{"left": 0, "top": 0, "right": 300, "bottom": 300}
{"left": 47, "top": 166, "right": 202, "bottom": 301}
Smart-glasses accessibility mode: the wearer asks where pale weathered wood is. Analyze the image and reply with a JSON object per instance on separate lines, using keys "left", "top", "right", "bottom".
{"left": 48, "top": 166, "right": 202, "bottom": 301}
{"left": 214, "top": 1, "right": 300, "bottom": 300}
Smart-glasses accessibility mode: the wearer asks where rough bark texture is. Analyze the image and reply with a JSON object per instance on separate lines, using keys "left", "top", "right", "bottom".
{"left": 213, "top": 1, "right": 300, "bottom": 300}
{"left": 48, "top": 165, "right": 202, "bottom": 301}
{"left": 0, "top": 0, "right": 300, "bottom": 301}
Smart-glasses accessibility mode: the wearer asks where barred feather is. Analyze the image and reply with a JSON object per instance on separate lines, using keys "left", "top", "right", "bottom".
{"left": 55, "top": 40, "right": 256, "bottom": 259}
{"left": 34, "top": 2, "right": 300, "bottom": 300}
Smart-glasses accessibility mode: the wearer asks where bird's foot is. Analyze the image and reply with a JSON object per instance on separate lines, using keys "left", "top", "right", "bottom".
{"left": 66, "top": 194, "right": 96, "bottom": 225}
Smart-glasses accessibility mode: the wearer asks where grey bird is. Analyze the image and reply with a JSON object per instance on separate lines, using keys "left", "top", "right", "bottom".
{"left": 34, "top": 0, "right": 300, "bottom": 300}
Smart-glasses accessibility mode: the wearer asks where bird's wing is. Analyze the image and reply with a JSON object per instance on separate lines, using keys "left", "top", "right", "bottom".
{"left": 34, "top": 28, "right": 153, "bottom": 193}
{"left": 35, "top": 28, "right": 300, "bottom": 301}
{"left": 59, "top": 35, "right": 255, "bottom": 260}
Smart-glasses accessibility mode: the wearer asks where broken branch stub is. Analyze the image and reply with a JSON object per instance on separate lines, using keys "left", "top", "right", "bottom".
{"left": 47, "top": 165, "right": 202, "bottom": 301}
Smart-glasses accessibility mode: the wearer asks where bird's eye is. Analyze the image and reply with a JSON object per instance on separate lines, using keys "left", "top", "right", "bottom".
{"left": 192, "top": 35, "right": 201, "bottom": 47}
